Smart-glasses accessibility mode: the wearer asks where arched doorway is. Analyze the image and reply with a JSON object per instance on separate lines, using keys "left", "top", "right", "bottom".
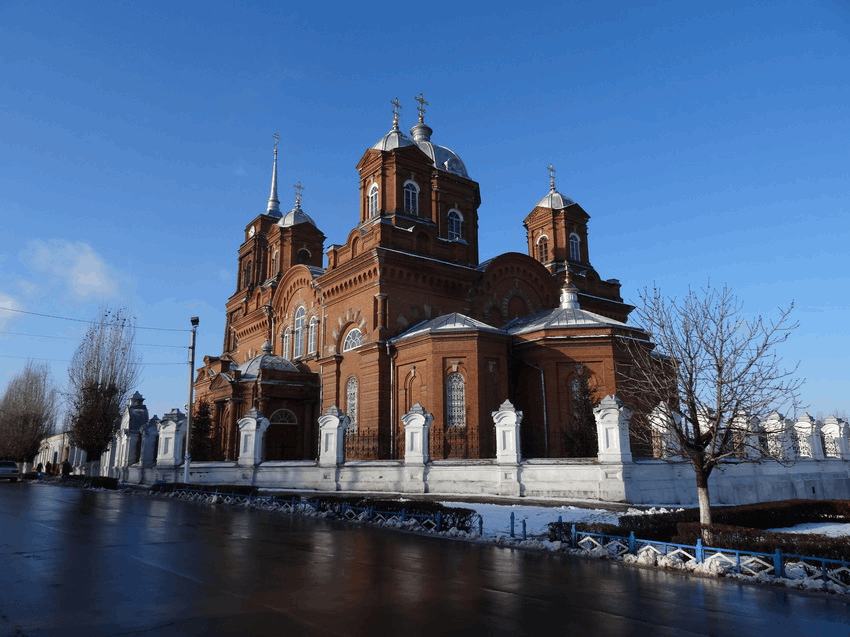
{"left": 265, "top": 408, "right": 299, "bottom": 460}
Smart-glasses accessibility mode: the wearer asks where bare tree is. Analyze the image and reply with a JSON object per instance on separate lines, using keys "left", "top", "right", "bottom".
{"left": 620, "top": 284, "right": 803, "bottom": 540}
{"left": 67, "top": 306, "right": 142, "bottom": 458}
{"left": 0, "top": 360, "right": 58, "bottom": 461}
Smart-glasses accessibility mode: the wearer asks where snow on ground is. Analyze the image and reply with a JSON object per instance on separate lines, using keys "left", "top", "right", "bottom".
{"left": 767, "top": 522, "right": 850, "bottom": 537}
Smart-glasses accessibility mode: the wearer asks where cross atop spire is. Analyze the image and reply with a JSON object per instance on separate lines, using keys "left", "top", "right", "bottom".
{"left": 267, "top": 132, "right": 281, "bottom": 216}
{"left": 390, "top": 97, "right": 402, "bottom": 129}
{"left": 415, "top": 93, "right": 429, "bottom": 123}
{"left": 293, "top": 181, "right": 304, "bottom": 207}
{"left": 547, "top": 163, "right": 556, "bottom": 190}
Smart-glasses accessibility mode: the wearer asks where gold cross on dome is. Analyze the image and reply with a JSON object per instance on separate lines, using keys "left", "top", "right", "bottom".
{"left": 547, "top": 163, "right": 556, "bottom": 189}
{"left": 415, "top": 93, "right": 429, "bottom": 122}
{"left": 273, "top": 132, "right": 280, "bottom": 153}
{"left": 390, "top": 97, "right": 402, "bottom": 124}
{"left": 293, "top": 181, "right": 304, "bottom": 205}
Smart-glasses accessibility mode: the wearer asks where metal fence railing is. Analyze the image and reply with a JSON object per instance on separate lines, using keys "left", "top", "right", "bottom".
{"left": 548, "top": 522, "right": 850, "bottom": 592}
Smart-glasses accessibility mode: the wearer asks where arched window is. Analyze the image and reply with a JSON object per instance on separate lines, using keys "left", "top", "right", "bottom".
{"left": 297, "top": 249, "right": 310, "bottom": 264}
{"left": 446, "top": 372, "right": 466, "bottom": 427}
{"left": 282, "top": 328, "right": 291, "bottom": 359}
{"left": 403, "top": 181, "right": 419, "bottom": 215}
{"left": 536, "top": 235, "right": 549, "bottom": 262}
{"left": 569, "top": 233, "right": 581, "bottom": 261}
{"left": 270, "top": 409, "right": 298, "bottom": 425}
{"left": 271, "top": 250, "right": 278, "bottom": 275}
{"left": 343, "top": 328, "right": 362, "bottom": 352}
{"left": 242, "top": 260, "right": 252, "bottom": 288}
{"left": 293, "top": 307, "right": 306, "bottom": 358}
{"left": 308, "top": 316, "right": 318, "bottom": 354}
{"left": 346, "top": 376, "right": 358, "bottom": 431}
{"left": 368, "top": 184, "right": 379, "bottom": 217}
{"left": 447, "top": 209, "right": 462, "bottom": 240}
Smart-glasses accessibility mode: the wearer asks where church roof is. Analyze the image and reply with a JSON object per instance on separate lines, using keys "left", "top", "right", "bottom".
{"left": 238, "top": 353, "right": 299, "bottom": 378}
{"left": 505, "top": 305, "right": 633, "bottom": 335}
{"left": 372, "top": 102, "right": 469, "bottom": 178}
{"left": 391, "top": 312, "right": 503, "bottom": 343}
{"left": 535, "top": 186, "right": 575, "bottom": 209}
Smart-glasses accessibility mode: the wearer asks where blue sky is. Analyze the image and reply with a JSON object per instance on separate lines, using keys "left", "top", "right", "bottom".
{"left": 1, "top": 0, "right": 848, "bottom": 422}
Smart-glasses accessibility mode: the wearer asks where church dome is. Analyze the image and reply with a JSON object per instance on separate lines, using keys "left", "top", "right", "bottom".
{"left": 536, "top": 186, "right": 575, "bottom": 209}
{"left": 278, "top": 199, "right": 317, "bottom": 228}
{"left": 372, "top": 120, "right": 417, "bottom": 152}
{"left": 238, "top": 352, "right": 299, "bottom": 379}
{"left": 409, "top": 122, "right": 469, "bottom": 178}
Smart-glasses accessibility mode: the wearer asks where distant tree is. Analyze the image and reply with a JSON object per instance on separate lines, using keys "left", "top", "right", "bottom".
{"left": 190, "top": 398, "right": 215, "bottom": 461}
{"left": 620, "top": 284, "right": 803, "bottom": 542}
{"left": 67, "top": 307, "right": 141, "bottom": 458}
{"left": 0, "top": 360, "right": 58, "bottom": 461}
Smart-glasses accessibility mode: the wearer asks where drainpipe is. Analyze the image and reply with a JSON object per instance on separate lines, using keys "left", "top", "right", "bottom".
{"left": 386, "top": 341, "right": 394, "bottom": 458}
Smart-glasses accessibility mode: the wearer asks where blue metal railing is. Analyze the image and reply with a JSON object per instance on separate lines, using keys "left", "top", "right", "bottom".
{"left": 550, "top": 523, "right": 850, "bottom": 590}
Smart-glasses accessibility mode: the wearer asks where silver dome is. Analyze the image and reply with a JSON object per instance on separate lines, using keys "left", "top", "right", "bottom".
{"left": 278, "top": 201, "right": 317, "bottom": 228}
{"left": 536, "top": 187, "right": 575, "bottom": 209}
{"left": 372, "top": 121, "right": 417, "bottom": 152}
{"left": 409, "top": 122, "right": 469, "bottom": 178}
{"left": 238, "top": 353, "right": 298, "bottom": 379}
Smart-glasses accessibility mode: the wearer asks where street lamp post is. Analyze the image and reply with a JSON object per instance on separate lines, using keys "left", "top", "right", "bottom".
{"left": 183, "top": 317, "right": 199, "bottom": 485}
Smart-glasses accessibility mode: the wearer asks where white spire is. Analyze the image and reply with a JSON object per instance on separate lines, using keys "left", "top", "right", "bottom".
{"left": 267, "top": 132, "right": 281, "bottom": 216}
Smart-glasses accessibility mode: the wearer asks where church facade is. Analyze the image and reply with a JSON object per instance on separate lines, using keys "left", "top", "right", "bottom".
{"left": 192, "top": 99, "right": 654, "bottom": 464}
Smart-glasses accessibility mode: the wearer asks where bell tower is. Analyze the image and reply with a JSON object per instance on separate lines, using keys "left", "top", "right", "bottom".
{"left": 354, "top": 95, "right": 482, "bottom": 266}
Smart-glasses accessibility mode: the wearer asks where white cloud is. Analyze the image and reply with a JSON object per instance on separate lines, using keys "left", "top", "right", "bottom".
{"left": 19, "top": 239, "right": 125, "bottom": 300}
{"left": 0, "top": 294, "right": 23, "bottom": 330}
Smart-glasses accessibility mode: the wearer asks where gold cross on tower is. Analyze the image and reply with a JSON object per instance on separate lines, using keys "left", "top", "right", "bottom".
{"left": 415, "top": 93, "right": 429, "bottom": 123}
{"left": 547, "top": 163, "right": 556, "bottom": 190}
{"left": 273, "top": 132, "right": 280, "bottom": 153}
{"left": 293, "top": 181, "right": 304, "bottom": 206}
{"left": 390, "top": 97, "right": 402, "bottom": 125}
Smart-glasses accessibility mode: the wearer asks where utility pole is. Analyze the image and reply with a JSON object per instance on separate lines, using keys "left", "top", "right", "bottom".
{"left": 183, "top": 317, "right": 199, "bottom": 485}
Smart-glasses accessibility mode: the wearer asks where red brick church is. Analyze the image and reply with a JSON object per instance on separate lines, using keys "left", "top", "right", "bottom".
{"left": 193, "top": 97, "right": 652, "bottom": 462}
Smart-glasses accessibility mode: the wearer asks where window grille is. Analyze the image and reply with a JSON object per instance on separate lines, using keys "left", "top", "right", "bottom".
{"left": 446, "top": 372, "right": 466, "bottom": 427}
{"left": 346, "top": 377, "right": 358, "bottom": 431}
{"left": 404, "top": 182, "right": 418, "bottom": 215}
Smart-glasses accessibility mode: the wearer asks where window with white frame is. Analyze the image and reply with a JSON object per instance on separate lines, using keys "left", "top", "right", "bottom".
{"left": 368, "top": 184, "right": 379, "bottom": 217}
{"left": 308, "top": 316, "right": 318, "bottom": 354}
{"left": 447, "top": 209, "right": 462, "bottom": 241}
{"left": 293, "top": 306, "right": 306, "bottom": 358}
{"left": 282, "top": 328, "right": 291, "bottom": 359}
{"left": 343, "top": 328, "right": 362, "bottom": 352}
{"left": 346, "top": 376, "right": 358, "bottom": 431}
{"left": 446, "top": 372, "right": 466, "bottom": 427}
{"left": 403, "top": 181, "right": 419, "bottom": 215}
{"left": 537, "top": 235, "right": 549, "bottom": 262}
{"left": 569, "top": 233, "right": 580, "bottom": 261}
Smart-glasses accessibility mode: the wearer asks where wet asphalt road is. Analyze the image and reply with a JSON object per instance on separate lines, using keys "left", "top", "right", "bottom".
{"left": 1, "top": 483, "right": 848, "bottom": 636}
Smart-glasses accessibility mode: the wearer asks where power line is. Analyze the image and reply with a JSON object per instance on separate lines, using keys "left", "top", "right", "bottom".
{"left": 0, "top": 354, "right": 187, "bottom": 365}
{"left": 0, "top": 330, "right": 187, "bottom": 348}
{"left": 0, "top": 307, "right": 191, "bottom": 332}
